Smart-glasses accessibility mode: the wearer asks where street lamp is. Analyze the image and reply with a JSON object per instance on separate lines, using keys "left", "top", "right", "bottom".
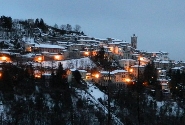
{"left": 84, "top": 51, "right": 89, "bottom": 57}
{"left": 35, "top": 55, "right": 44, "bottom": 63}
{"left": 95, "top": 73, "right": 99, "bottom": 78}
{"left": 129, "top": 68, "right": 133, "bottom": 73}
{"left": 38, "top": 57, "right": 42, "bottom": 62}
{"left": 54, "top": 54, "right": 63, "bottom": 61}
{"left": 1, "top": 56, "right": 7, "bottom": 61}
{"left": 54, "top": 55, "right": 60, "bottom": 60}
{"left": 125, "top": 78, "right": 131, "bottom": 83}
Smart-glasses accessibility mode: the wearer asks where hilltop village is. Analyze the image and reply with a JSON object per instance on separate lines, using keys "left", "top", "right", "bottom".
{"left": 1, "top": 17, "right": 184, "bottom": 96}
{"left": 0, "top": 16, "right": 185, "bottom": 124}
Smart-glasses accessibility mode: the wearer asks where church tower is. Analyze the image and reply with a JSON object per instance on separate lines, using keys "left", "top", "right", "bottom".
{"left": 131, "top": 34, "right": 137, "bottom": 49}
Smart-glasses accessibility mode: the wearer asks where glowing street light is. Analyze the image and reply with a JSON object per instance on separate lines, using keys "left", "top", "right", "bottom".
{"left": 85, "top": 51, "right": 89, "bottom": 56}
{"left": 139, "top": 57, "right": 144, "bottom": 61}
{"left": 95, "top": 73, "right": 99, "bottom": 78}
{"left": 34, "top": 73, "right": 41, "bottom": 79}
{"left": 129, "top": 68, "right": 133, "bottom": 72}
{"left": 38, "top": 57, "right": 42, "bottom": 62}
{"left": 1, "top": 56, "right": 7, "bottom": 61}
{"left": 54, "top": 55, "right": 60, "bottom": 60}
{"left": 125, "top": 78, "right": 131, "bottom": 82}
{"left": 34, "top": 56, "right": 44, "bottom": 63}
{"left": 0, "top": 56, "right": 11, "bottom": 62}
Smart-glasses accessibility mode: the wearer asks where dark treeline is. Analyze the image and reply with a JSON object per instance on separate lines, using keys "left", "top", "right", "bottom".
{"left": 0, "top": 63, "right": 73, "bottom": 124}
{"left": 0, "top": 16, "right": 12, "bottom": 31}
{"left": 0, "top": 15, "right": 84, "bottom": 36}
{"left": 0, "top": 63, "right": 107, "bottom": 124}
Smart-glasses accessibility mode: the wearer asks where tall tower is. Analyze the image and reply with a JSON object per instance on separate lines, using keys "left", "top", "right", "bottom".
{"left": 131, "top": 34, "right": 137, "bottom": 49}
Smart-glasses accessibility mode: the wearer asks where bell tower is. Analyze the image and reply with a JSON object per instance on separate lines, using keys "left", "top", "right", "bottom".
{"left": 131, "top": 34, "right": 137, "bottom": 49}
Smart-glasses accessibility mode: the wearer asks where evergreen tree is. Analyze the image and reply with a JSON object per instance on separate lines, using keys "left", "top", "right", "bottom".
{"left": 73, "top": 70, "right": 82, "bottom": 84}
{"left": 39, "top": 18, "right": 47, "bottom": 32}
{"left": 143, "top": 61, "right": 158, "bottom": 86}
{"left": 34, "top": 18, "right": 39, "bottom": 27}
{"left": 81, "top": 31, "right": 84, "bottom": 35}
{"left": 50, "top": 71, "right": 56, "bottom": 88}
{"left": 99, "top": 46, "right": 105, "bottom": 60}
{"left": 55, "top": 62, "right": 68, "bottom": 88}
{"left": 54, "top": 23, "right": 58, "bottom": 29}
{"left": 0, "top": 15, "right": 12, "bottom": 31}
{"left": 181, "top": 71, "right": 185, "bottom": 86}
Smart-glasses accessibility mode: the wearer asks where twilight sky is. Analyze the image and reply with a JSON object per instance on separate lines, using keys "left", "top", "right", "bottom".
{"left": 0, "top": 0, "right": 185, "bottom": 61}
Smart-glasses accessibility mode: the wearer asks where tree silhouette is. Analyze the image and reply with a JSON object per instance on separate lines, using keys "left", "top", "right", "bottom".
{"left": 0, "top": 15, "right": 12, "bottom": 31}
{"left": 143, "top": 61, "right": 158, "bottom": 86}
{"left": 73, "top": 70, "right": 82, "bottom": 84}
{"left": 39, "top": 18, "right": 47, "bottom": 32}
{"left": 73, "top": 24, "right": 81, "bottom": 32}
{"left": 34, "top": 18, "right": 39, "bottom": 27}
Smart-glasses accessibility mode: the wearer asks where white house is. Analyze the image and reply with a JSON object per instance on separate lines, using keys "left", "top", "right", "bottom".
{"left": 118, "top": 59, "right": 135, "bottom": 71}
{"left": 34, "top": 44, "right": 65, "bottom": 53}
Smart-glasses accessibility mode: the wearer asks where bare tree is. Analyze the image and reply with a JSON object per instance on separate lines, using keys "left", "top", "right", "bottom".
{"left": 73, "top": 24, "right": 81, "bottom": 32}
{"left": 60, "top": 24, "right": 66, "bottom": 30}
{"left": 66, "top": 24, "right": 72, "bottom": 31}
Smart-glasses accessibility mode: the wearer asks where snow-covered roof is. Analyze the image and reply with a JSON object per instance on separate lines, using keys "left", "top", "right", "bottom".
{"left": 171, "top": 67, "right": 182, "bottom": 70}
{"left": 21, "top": 53, "right": 35, "bottom": 58}
{"left": 95, "top": 38, "right": 108, "bottom": 41}
{"left": 112, "top": 70, "right": 128, "bottom": 73}
{"left": 70, "top": 69, "right": 77, "bottom": 71}
{"left": 0, "top": 51, "right": 11, "bottom": 55}
{"left": 35, "top": 44, "right": 65, "bottom": 49}
{"left": 42, "top": 73, "right": 51, "bottom": 76}
{"left": 41, "top": 51, "right": 50, "bottom": 54}
{"left": 146, "top": 51, "right": 161, "bottom": 54}
{"left": 112, "top": 39, "right": 122, "bottom": 42}
{"left": 120, "top": 59, "right": 135, "bottom": 61}
{"left": 100, "top": 71, "right": 109, "bottom": 74}
{"left": 78, "top": 35, "right": 93, "bottom": 38}
{"left": 100, "top": 69, "right": 127, "bottom": 75}
{"left": 78, "top": 70, "right": 87, "bottom": 73}
{"left": 75, "top": 44, "right": 85, "bottom": 46}
{"left": 103, "top": 46, "right": 110, "bottom": 49}
{"left": 160, "top": 60, "right": 169, "bottom": 63}
{"left": 159, "top": 51, "right": 168, "bottom": 54}
{"left": 161, "top": 83, "right": 168, "bottom": 86}
{"left": 78, "top": 39, "right": 97, "bottom": 42}
{"left": 158, "top": 79, "right": 168, "bottom": 82}
{"left": 131, "top": 65, "right": 145, "bottom": 68}
{"left": 108, "top": 42, "right": 120, "bottom": 45}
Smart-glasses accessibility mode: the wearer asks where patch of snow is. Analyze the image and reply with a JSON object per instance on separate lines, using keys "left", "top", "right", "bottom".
{"left": 35, "top": 86, "right": 39, "bottom": 93}
{"left": 87, "top": 82, "right": 106, "bottom": 100}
